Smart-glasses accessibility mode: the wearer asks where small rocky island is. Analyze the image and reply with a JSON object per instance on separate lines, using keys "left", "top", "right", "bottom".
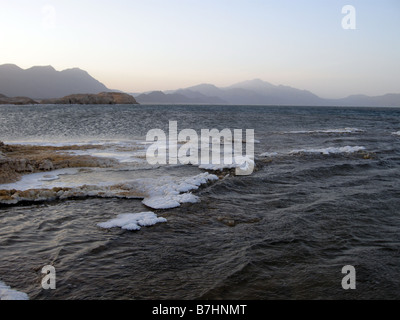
{"left": 0, "top": 94, "right": 38, "bottom": 105}
{"left": 41, "top": 92, "right": 139, "bottom": 105}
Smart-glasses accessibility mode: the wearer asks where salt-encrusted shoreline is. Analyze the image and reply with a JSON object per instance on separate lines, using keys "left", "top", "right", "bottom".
{"left": 0, "top": 141, "right": 116, "bottom": 184}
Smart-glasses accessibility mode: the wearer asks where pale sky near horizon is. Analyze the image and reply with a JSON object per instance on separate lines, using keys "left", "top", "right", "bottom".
{"left": 0, "top": 0, "right": 399, "bottom": 98}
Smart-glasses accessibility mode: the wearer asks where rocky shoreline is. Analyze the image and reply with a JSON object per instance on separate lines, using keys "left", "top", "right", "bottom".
{"left": 0, "top": 141, "right": 117, "bottom": 184}
{"left": 40, "top": 92, "right": 139, "bottom": 104}
{"left": 0, "top": 94, "right": 38, "bottom": 105}
{"left": 0, "top": 92, "right": 139, "bottom": 105}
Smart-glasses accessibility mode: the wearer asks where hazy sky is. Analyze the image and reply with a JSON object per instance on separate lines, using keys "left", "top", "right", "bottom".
{"left": 1, "top": 0, "right": 399, "bottom": 98}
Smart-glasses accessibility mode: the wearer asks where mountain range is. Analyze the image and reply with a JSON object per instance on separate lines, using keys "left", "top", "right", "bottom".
{"left": 135, "top": 79, "right": 400, "bottom": 107}
{"left": 0, "top": 64, "right": 115, "bottom": 99}
{"left": 0, "top": 64, "right": 399, "bottom": 106}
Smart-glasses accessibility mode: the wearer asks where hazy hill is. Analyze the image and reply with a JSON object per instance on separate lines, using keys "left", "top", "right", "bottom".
{"left": 135, "top": 90, "right": 227, "bottom": 104}
{"left": 135, "top": 79, "right": 400, "bottom": 107}
{"left": 0, "top": 64, "right": 113, "bottom": 99}
{"left": 1, "top": 64, "right": 399, "bottom": 106}
{"left": 327, "top": 93, "right": 400, "bottom": 107}
{"left": 136, "top": 79, "right": 325, "bottom": 106}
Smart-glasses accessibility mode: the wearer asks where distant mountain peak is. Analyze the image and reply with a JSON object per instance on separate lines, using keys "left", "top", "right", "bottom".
{"left": 187, "top": 83, "right": 219, "bottom": 90}
{"left": 0, "top": 63, "right": 111, "bottom": 99}
{"left": 245, "top": 78, "right": 272, "bottom": 84}
{"left": 26, "top": 65, "right": 56, "bottom": 72}
{"left": 0, "top": 64, "right": 23, "bottom": 71}
{"left": 228, "top": 78, "right": 275, "bottom": 90}
{"left": 62, "top": 67, "right": 88, "bottom": 73}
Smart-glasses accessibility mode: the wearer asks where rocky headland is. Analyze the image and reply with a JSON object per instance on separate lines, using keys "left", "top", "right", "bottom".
{"left": 40, "top": 92, "right": 139, "bottom": 104}
{"left": 0, "top": 94, "right": 38, "bottom": 105}
{"left": 0, "top": 92, "right": 139, "bottom": 105}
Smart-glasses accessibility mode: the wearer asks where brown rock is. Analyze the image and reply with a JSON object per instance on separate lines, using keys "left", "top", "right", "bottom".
{"left": 38, "top": 159, "right": 54, "bottom": 171}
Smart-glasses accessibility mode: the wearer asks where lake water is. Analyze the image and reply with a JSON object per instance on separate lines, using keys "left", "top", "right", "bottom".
{"left": 1, "top": 104, "right": 400, "bottom": 299}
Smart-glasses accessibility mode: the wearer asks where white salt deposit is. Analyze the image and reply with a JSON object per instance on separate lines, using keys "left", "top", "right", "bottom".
{"left": 39, "top": 174, "right": 60, "bottom": 182}
{"left": 138, "top": 172, "right": 218, "bottom": 209}
{"left": 0, "top": 170, "right": 219, "bottom": 209}
{"left": 4, "top": 140, "right": 148, "bottom": 164}
{"left": 61, "top": 148, "right": 145, "bottom": 164}
{"left": 98, "top": 212, "right": 167, "bottom": 231}
{"left": 0, "top": 281, "right": 29, "bottom": 300}
{"left": 142, "top": 192, "right": 200, "bottom": 210}
{"left": 0, "top": 168, "right": 81, "bottom": 191}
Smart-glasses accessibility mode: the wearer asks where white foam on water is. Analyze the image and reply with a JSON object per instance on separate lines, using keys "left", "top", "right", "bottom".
{"left": 219, "top": 137, "right": 260, "bottom": 144}
{"left": 392, "top": 131, "right": 400, "bottom": 136}
{"left": 283, "top": 128, "right": 364, "bottom": 134}
{"left": 259, "top": 146, "right": 366, "bottom": 157}
{"left": 290, "top": 146, "right": 366, "bottom": 155}
{"left": 98, "top": 212, "right": 167, "bottom": 231}
{"left": 0, "top": 281, "right": 29, "bottom": 300}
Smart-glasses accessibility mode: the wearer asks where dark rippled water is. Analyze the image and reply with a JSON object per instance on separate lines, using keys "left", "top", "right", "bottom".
{"left": 1, "top": 104, "right": 400, "bottom": 299}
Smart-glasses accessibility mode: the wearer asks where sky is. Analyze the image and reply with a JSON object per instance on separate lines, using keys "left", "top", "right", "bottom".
{"left": 0, "top": 0, "right": 399, "bottom": 98}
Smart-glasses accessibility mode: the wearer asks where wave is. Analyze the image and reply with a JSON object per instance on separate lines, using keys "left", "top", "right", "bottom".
{"left": 259, "top": 146, "right": 366, "bottom": 157}
{"left": 392, "top": 131, "right": 400, "bottom": 136}
{"left": 198, "top": 155, "right": 255, "bottom": 173}
{"left": 289, "top": 146, "right": 366, "bottom": 155}
{"left": 258, "top": 152, "right": 278, "bottom": 157}
{"left": 282, "top": 128, "right": 364, "bottom": 134}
